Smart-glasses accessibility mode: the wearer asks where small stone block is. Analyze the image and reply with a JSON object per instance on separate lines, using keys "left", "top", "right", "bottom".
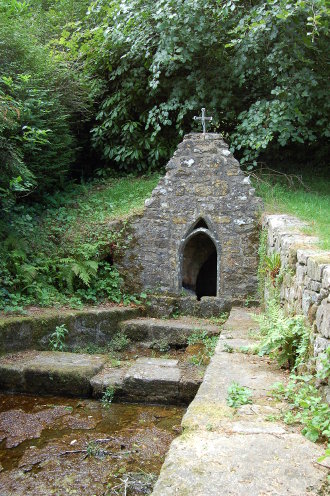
{"left": 123, "top": 359, "right": 181, "bottom": 404}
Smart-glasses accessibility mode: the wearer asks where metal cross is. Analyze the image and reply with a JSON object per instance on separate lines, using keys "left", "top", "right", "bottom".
{"left": 193, "top": 107, "right": 213, "bottom": 134}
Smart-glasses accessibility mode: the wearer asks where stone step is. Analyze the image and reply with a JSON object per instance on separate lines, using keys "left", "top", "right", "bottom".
{"left": 0, "top": 305, "right": 142, "bottom": 354}
{"left": 90, "top": 357, "right": 202, "bottom": 405}
{"left": 0, "top": 352, "right": 202, "bottom": 405}
{"left": 120, "top": 317, "right": 221, "bottom": 346}
{"left": 0, "top": 351, "right": 106, "bottom": 397}
{"left": 220, "top": 306, "right": 260, "bottom": 349}
{"left": 123, "top": 357, "right": 182, "bottom": 404}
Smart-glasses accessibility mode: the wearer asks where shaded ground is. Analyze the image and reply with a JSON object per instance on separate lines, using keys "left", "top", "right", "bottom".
{"left": 0, "top": 393, "right": 184, "bottom": 496}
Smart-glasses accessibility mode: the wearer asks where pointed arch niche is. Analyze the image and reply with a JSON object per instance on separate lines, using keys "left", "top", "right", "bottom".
{"left": 180, "top": 220, "right": 220, "bottom": 300}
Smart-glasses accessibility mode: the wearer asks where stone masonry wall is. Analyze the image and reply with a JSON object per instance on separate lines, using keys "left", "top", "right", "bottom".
{"left": 119, "top": 133, "right": 263, "bottom": 302}
{"left": 263, "top": 214, "right": 330, "bottom": 358}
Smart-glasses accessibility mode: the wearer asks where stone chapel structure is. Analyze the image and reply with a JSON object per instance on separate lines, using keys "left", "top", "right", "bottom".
{"left": 120, "top": 133, "right": 263, "bottom": 307}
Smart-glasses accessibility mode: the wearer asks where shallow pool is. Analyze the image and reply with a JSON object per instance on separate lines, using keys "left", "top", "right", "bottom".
{"left": 0, "top": 393, "right": 184, "bottom": 495}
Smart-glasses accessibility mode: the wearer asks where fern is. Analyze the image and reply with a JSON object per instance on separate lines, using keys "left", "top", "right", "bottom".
{"left": 71, "top": 260, "right": 98, "bottom": 285}
{"left": 256, "top": 298, "right": 310, "bottom": 369}
{"left": 58, "top": 257, "right": 98, "bottom": 291}
{"left": 20, "top": 263, "right": 38, "bottom": 286}
{"left": 264, "top": 253, "right": 281, "bottom": 285}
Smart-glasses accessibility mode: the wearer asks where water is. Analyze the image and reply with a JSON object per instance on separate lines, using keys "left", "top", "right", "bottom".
{"left": 0, "top": 393, "right": 184, "bottom": 495}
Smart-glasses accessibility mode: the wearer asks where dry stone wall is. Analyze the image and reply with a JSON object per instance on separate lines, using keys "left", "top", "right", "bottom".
{"left": 120, "top": 133, "right": 263, "bottom": 302}
{"left": 263, "top": 214, "right": 330, "bottom": 358}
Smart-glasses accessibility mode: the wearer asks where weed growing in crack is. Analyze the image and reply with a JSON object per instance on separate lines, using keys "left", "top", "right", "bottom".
{"left": 109, "top": 332, "right": 130, "bottom": 352}
{"left": 150, "top": 338, "right": 170, "bottom": 353}
{"left": 49, "top": 324, "right": 68, "bottom": 351}
{"left": 187, "top": 330, "right": 219, "bottom": 366}
{"left": 86, "top": 440, "right": 110, "bottom": 459}
{"left": 101, "top": 386, "right": 116, "bottom": 407}
{"left": 189, "top": 352, "right": 207, "bottom": 367}
{"left": 227, "top": 382, "right": 252, "bottom": 408}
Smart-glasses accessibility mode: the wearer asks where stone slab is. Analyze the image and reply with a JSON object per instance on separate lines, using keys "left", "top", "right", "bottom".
{"left": 0, "top": 350, "right": 201, "bottom": 404}
{"left": 0, "top": 351, "right": 106, "bottom": 396}
{"left": 179, "top": 373, "right": 202, "bottom": 405}
{"left": 120, "top": 317, "right": 220, "bottom": 346}
{"left": 152, "top": 308, "right": 326, "bottom": 495}
{"left": 0, "top": 305, "right": 142, "bottom": 353}
{"left": 152, "top": 431, "right": 325, "bottom": 496}
{"left": 135, "top": 357, "right": 179, "bottom": 367}
{"left": 123, "top": 358, "right": 182, "bottom": 404}
{"left": 92, "top": 358, "right": 201, "bottom": 405}
{"left": 145, "top": 295, "right": 232, "bottom": 318}
{"left": 90, "top": 367, "right": 127, "bottom": 398}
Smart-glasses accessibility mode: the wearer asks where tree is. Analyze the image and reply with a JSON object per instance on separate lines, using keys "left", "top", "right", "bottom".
{"left": 60, "top": 0, "right": 329, "bottom": 172}
{"left": 0, "top": 0, "right": 91, "bottom": 207}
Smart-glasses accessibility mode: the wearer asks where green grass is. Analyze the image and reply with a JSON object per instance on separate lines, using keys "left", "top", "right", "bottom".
{"left": 43, "top": 174, "right": 160, "bottom": 236}
{"left": 254, "top": 175, "right": 330, "bottom": 250}
{"left": 8, "top": 174, "right": 160, "bottom": 258}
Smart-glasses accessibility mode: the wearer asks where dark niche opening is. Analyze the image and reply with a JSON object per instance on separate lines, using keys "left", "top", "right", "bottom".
{"left": 193, "top": 218, "right": 208, "bottom": 230}
{"left": 182, "top": 232, "right": 217, "bottom": 300}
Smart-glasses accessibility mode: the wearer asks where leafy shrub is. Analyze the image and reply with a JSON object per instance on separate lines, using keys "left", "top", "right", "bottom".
{"left": 227, "top": 382, "right": 252, "bottom": 408}
{"left": 272, "top": 367, "right": 330, "bottom": 443}
{"left": 59, "top": 0, "right": 329, "bottom": 172}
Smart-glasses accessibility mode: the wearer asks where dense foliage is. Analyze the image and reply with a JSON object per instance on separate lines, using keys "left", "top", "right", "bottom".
{"left": 60, "top": 0, "right": 329, "bottom": 171}
{"left": 0, "top": 176, "right": 157, "bottom": 312}
{"left": 0, "top": 0, "right": 329, "bottom": 311}
{"left": 1, "top": 0, "right": 329, "bottom": 206}
{"left": 0, "top": 0, "right": 91, "bottom": 208}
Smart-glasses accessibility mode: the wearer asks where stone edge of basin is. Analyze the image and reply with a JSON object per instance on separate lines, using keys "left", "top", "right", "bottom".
{"left": 151, "top": 307, "right": 328, "bottom": 496}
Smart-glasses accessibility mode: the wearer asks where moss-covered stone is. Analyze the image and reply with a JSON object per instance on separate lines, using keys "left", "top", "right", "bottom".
{"left": 0, "top": 306, "right": 141, "bottom": 353}
{"left": 182, "top": 402, "right": 233, "bottom": 431}
{"left": 0, "top": 351, "right": 106, "bottom": 396}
